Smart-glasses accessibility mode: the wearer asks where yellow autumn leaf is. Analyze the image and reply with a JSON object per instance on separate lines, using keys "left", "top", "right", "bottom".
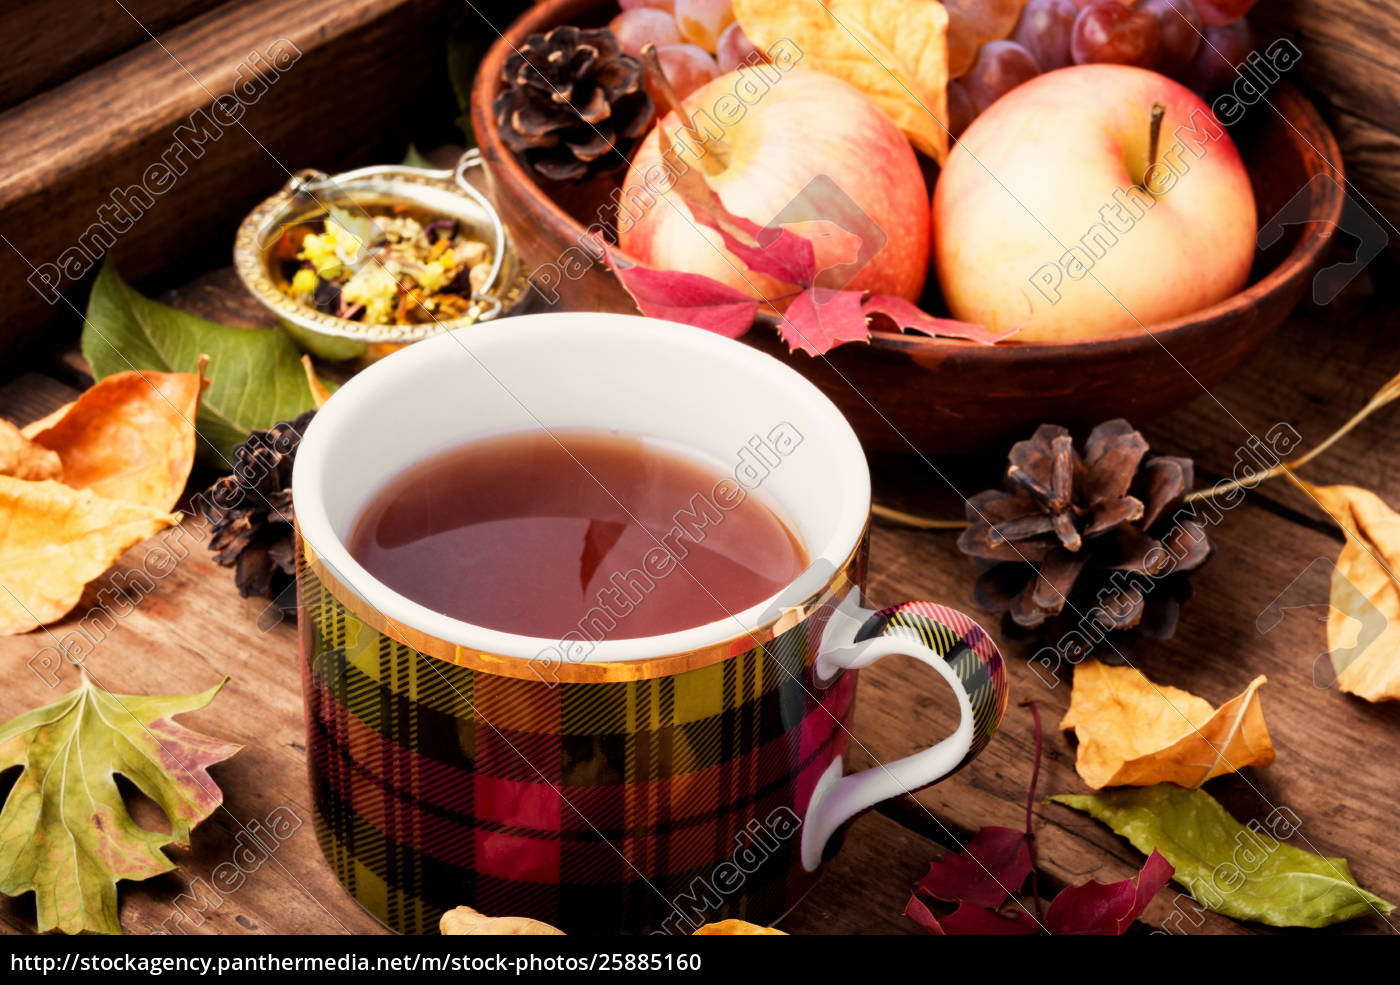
{"left": 439, "top": 906, "right": 565, "bottom": 935}
{"left": 0, "top": 420, "right": 62, "bottom": 481}
{"left": 0, "top": 477, "right": 180, "bottom": 635}
{"left": 693, "top": 918, "right": 787, "bottom": 935}
{"left": 24, "top": 365, "right": 206, "bottom": 512}
{"left": 300, "top": 354, "right": 333, "bottom": 410}
{"left": 19, "top": 402, "right": 74, "bottom": 439}
{"left": 1297, "top": 481, "right": 1400, "bottom": 702}
{"left": 734, "top": 0, "right": 949, "bottom": 162}
{"left": 1061, "top": 660, "right": 1274, "bottom": 788}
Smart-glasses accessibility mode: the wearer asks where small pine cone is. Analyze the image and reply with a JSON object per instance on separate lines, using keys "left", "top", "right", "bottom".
{"left": 494, "top": 25, "right": 652, "bottom": 182}
{"left": 958, "top": 419, "right": 1212, "bottom": 648}
{"left": 200, "top": 410, "right": 315, "bottom": 611}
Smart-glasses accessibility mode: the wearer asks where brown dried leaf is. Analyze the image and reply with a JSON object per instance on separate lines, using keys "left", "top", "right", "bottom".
{"left": 733, "top": 0, "right": 949, "bottom": 161}
{"left": 0, "top": 477, "right": 180, "bottom": 635}
{"left": 26, "top": 364, "right": 207, "bottom": 512}
{"left": 1298, "top": 481, "right": 1400, "bottom": 702}
{"left": 439, "top": 906, "right": 565, "bottom": 935}
{"left": 1061, "top": 660, "right": 1274, "bottom": 788}
{"left": 0, "top": 420, "right": 62, "bottom": 481}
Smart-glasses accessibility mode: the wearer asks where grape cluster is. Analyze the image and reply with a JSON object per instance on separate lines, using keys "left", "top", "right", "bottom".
{"left": 948, "top": 0, "right": 1258, "bottom": 137}
{"left": 611, "top": 0, "right": 763, "bottom": 104}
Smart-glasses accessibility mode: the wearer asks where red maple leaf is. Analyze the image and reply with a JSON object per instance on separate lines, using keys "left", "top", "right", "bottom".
{"left": 688, "top": 202, "right": 817, "bottom": 287}
{"left": 653, "top": 94, "right": 817, "bottom": 289}
{"left": 599, "top": 238, "right": 759, "bottom": 338}
{"left": 905, "top": 702, "right": 1174, "bottom": 935}
{"left": 862, "top": 294, "right": 1016, "bottom": 345}
{"left": 914, "top": 825, "right": 1032, "bottom": 909}
{"left": 1044, "top": 850, "right": 1174, "bottom": 935}
{"left": 778, "top": 288, "right": 870, "bottom": 355}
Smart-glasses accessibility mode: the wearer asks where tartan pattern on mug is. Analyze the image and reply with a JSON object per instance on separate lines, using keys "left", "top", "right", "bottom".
{"left": 297, "top": 559, "right": 859, "bottom": 935}
{"left": 856, "top": 601, "right": 1010, "bottom": 769}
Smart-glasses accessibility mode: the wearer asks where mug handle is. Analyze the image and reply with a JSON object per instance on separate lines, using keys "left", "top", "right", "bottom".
{"left": 799, "top": 601, "right": 1010, "bottom": 871}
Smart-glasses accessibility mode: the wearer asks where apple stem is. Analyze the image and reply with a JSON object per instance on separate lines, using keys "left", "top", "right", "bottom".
{"left": 640, "top": 43, "right": 729, "bottom": 170}
{"left": 1147, "top": 102, "right": 1165, "bottom": 175}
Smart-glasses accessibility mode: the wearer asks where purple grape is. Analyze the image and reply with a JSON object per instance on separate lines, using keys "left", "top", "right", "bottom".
{"left": 963, "top": 40, "right": 1042, "bottom": 114}
{"left": 1072, "top": 1, "right": 1160, "bottom": 67}
{"left": 1014, "top": 0, "right": 1079, "bottom": 72}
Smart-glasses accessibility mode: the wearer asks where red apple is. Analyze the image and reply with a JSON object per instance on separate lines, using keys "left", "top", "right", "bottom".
{"left": 933, "top": 64, "right": 1255, "bottom": 341}
{"left": 619, "top": 67, "right": 930, "bottom": 308}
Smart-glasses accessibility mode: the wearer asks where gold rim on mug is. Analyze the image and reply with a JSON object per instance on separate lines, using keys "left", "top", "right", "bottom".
{"left": 233, "top": 150, "right": 531, "bottom": 348}
{"left": 300, "top": 525, "right": 869, "bottom": 683}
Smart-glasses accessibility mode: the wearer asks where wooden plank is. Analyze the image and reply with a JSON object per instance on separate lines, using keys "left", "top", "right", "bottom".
{"left": 0, "top": 372, "right": 77, "bottom": 425}
{"left": 1139, "top": 292, "right": 1400, "bottom": 521}
{"left": 0, "top": 0, "right": 459, "bottom": 364}
{"left": 779, "top": 812, "right": 940, "bottom": 935}
{"left": 0, "top": 1, "right": 222, "bottom": 111}
{"left": 1254, "top": 3, "right": 1400, "bottom": 237}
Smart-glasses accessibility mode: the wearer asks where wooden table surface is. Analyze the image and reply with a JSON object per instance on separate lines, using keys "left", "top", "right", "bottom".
{"left": 2, "top": 251, "right": 1398, "bottom": 936}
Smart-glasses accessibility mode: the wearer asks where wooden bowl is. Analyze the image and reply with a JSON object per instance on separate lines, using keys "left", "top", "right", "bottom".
{"left": 471, "top": 0, "right": 1346, "bottom": 455}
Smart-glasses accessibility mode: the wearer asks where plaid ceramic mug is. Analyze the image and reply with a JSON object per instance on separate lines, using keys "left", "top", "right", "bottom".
{"left": 291, "top": 313, "right": 1009, "bottom": 934}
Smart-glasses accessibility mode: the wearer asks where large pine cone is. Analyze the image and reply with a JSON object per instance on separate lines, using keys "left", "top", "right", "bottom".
{"left": 494, "top": 26, "right": 652, "bottom": 182}
{"left": 200, "top": 411, "right": 315, "bottom": 611}
{"left": 958, "top": 420, "right": 1212, "bottom": 645}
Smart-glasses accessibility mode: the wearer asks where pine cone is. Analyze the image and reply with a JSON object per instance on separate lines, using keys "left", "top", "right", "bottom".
{"left": 494, "top": 25, "right": 652, "bottom": 182}
{"left": 958, "top": 420, "right": 1212, "bottom": 645}
{"left": 200, "top": 411, "right": 316, "bottom": 611}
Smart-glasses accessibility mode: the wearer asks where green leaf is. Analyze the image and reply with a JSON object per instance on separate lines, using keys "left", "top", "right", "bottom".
{"left": 400, "top": 142, "right": 436, "bottom": 169}
{"left": 82, "top": 262, "right": 323, "bottom": 466}
{"left": 1052, "top": 785, "right": 1395, "bottom": 929}
{"left": 0, "top": 676, "right": 239, "bottom": 934}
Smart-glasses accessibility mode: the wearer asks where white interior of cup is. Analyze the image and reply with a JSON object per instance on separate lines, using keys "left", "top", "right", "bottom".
{"left": 292, "top": 312, "right": 871, "bottom": 662}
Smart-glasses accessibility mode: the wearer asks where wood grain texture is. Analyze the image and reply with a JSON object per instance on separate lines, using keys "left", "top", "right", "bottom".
{"left": 0, "top": 0, "right": 222, "bottom": 111}
{"left": 1253, "top": 2, "right": 1400, "bottom": 237}
{"left": 0, "top": 0, "right": 458, "bottom": 365}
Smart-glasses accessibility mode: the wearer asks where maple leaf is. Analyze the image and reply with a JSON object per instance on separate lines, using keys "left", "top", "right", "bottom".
{"left": 648, "top": 64, "right": 817, "bottom": 290}
{"left": 0, "top": 420, "right": 61, "bottom": 481}
{"left": 599, "top": 238, "right": 760, "bottom": 338}
{"left": 688, "top": 203, "right": 817, "bottom": 288}
{"left": 1044, "top": 849, "right": 1174, "bottom": 934}
{"left": 905, "top": 702, "right": 1175, "bottom": 935}
{"left": 0, "top": 676, "right": 239, "bottom": 934}
{"left": 914, "top": 825, "right": 1032, "bottom": 909}
{"left": 734, "top": 0, "right": 951, "bottom": 162}
{"left": 862, "top": 294, "right": 1017, "bottom": 345}
{"left": 778, "top": 288, "right": 870, "bottom": 355}
{"left": 907, "top": 895, "right": 1040, "bottom": 935}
